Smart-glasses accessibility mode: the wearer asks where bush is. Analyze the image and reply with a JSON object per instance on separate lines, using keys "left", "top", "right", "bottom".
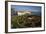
{"left": 11, "top": 15, "right": 41, "bottom": 28}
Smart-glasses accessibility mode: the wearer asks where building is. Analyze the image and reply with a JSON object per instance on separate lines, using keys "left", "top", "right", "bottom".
{"left": 17, "top": 10, "right": 32, "bottom": 16}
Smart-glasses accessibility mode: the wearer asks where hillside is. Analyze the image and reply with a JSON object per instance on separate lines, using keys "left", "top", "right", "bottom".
{"left": 11, "top": 15, "right": 41, "bottom": 28}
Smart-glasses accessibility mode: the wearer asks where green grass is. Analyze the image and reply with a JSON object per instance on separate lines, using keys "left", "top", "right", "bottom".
{"left": 11, "top": 15, "right": 41, "bottom": 28}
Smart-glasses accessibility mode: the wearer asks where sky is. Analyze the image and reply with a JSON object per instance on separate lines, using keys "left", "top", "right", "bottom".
{"left": 11, "top": 5, "right": 41, "bottom": 12}
{"left": 11, "top": 5, "right": 41, "bottom": 16}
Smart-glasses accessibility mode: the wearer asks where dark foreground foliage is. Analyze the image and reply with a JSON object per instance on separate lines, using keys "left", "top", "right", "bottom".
{"left": 11, "top": 15, "right": 41, "bottom": 28}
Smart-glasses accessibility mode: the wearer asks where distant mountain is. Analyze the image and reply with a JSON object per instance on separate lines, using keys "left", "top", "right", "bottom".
{"left": 31, "top": 12, "right": 41, "bottom": 16}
